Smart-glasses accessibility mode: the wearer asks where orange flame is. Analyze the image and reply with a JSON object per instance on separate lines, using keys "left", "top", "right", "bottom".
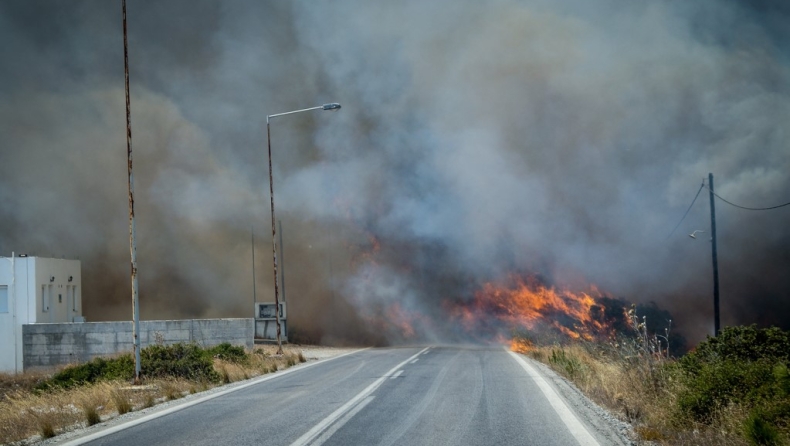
{"left": 510, "top": 337, "right": 534, "bottom": 354}
{"left": 450, "top": 274, "right": 617, "bottom": 342}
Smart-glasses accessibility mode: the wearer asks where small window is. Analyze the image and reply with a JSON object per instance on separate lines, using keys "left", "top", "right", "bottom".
{"left": 0, "top": 286, "right": 7, "bottom": 313}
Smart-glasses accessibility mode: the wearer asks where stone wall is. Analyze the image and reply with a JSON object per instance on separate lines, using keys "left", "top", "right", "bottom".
{"left": 22, "top": 318, "right": 253, "bottom": 370}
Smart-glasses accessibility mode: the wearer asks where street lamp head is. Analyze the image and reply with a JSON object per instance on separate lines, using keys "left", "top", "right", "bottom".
{"left": 322, "top": 103, "right": 341, "bottom": 111}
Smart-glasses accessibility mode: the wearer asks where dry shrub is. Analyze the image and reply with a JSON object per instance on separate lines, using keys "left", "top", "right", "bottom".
{"left": 213, "top": 359, "right": 248, "bottom": 383}
{"left": 159, "top": 379, "right": 191, "bottom": 401}
{"left": 531, "top": 343, "right": 678, "bottom": 441}
{"left": 0, "top": 370, "right": 49, "bottom": 399}
{"left": 4, "top": 388, "right": 82, "bottom": 443}
{"left": 528, "top": 342, "right": 766, "bottom": 445}
{"left": 74, "top": 384, "right": 110, "bottom": 426}
{"left": 110, "top": 388, "right": 132, "bottom": 415}
{"left": 0, "top": 392, "right": 28, "bottom": 443}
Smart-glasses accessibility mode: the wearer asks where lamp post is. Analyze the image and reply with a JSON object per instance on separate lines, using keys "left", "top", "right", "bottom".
{"left": 266, "top": 103, "right": 341, "bottom": 354}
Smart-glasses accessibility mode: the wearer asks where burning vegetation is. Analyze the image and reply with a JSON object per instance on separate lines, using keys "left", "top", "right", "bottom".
{"left": 350, "top": 264, "right": 681, "bottom": 352}
{"left": 450, "top": 275, "right": 624, "bottom": 343}
{"left": 450, "top": 273, "right": 688, "bottom": 355}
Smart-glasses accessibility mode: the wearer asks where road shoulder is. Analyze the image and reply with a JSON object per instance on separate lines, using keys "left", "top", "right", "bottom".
{"left": 516, "top": 352, "right": 637, "bottom": 446}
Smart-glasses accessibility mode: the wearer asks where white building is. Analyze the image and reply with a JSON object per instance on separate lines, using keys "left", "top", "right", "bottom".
{"left": 0, "top": 254, "right": 82, "bottom": 373}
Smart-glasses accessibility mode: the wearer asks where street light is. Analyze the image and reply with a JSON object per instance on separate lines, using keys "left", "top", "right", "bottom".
{"left": 688, "top": 230, "right": 705, "bottom": 239}
{"left": 266, "top": 103, "right": 341, "bottom": 354}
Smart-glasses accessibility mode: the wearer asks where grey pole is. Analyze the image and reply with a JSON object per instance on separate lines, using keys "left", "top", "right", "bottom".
{"left": 266, "top": 103, "right": 341, "bottom": 355}
{"left": 708, "top": 173, "right": 720, "bottom": 336}
{"left": 122, "top": 0, "right": 141, "bottom": 382}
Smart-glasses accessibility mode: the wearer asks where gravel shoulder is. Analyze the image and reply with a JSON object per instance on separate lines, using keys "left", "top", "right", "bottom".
{"left": 522, "top": 354, "right": 638, "bottom": 446}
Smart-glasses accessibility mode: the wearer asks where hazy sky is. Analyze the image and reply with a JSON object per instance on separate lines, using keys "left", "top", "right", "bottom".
{"left": 1, "top": 0, "right": 788, "bottom": 345}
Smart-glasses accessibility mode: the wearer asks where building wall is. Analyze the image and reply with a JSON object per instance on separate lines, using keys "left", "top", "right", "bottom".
{"left": 0, "top": 256, "right": 82, "bottom": 373}
{"left": 31, "top": 257, "right": 82, "bottom": 324}
{"left": 22, "top": 318, "right": 254, "bottom": 370}
{"left": 0, "top": 258, "right": 16, "bottom": 373}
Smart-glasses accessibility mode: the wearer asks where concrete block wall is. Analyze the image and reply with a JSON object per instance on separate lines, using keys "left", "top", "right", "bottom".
{"left": 22, "top": 318, "right": 253, "bottom": 370}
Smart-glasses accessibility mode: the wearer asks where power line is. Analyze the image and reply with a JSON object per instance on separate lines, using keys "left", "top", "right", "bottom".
{"left": 667, "top": 180, "right": 705, "bottom": 239}
{"left": 705, "top": 185, "right": 790, "bottom": 211}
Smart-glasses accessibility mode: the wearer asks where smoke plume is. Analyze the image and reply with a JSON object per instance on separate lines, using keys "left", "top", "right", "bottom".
{"left": 1, "top": 0, "right": 788, "bottom": 346}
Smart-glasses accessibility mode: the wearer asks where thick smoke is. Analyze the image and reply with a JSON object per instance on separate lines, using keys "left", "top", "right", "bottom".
{"left": 1, "top": 0, "right": 788, "bottom": 346}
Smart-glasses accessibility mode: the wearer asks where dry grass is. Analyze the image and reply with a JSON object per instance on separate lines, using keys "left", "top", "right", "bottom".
{"left": 528, "top": 344, "right": 754, "bottom": 445}
{"left": 0, "top": 346, "right": 308, "bottom": 445}
{"left": 110, "top": 387, "right": 133, "bottom": 414}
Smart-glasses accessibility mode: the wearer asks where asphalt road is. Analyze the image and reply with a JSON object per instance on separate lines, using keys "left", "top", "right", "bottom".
{"left": 59, "top": 346, "right": 623, "bottom": 446}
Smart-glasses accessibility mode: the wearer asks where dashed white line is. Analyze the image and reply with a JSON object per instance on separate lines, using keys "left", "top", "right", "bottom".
{"left": 310, "top": 396, "right": 375, "bottom": 446}
{"left": 390, "top": 370, "right": 404, "bottom": 379}
{"left": 410, "top": 358, "right": 419, "bottom": 364}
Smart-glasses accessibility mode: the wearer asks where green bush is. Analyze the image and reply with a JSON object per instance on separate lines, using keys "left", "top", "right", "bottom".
{"left": 38, "top": 356, "right": 134, "bottom": 390}
{"left": 745, "top": 410, "right": 781, "bottom": 446}
{"left": 204, "top": 343, "right": 248, "bottom": 363}
{"left": 676, "top": 325, "right": 790, "bottom": 443}
{"left": 549, "top": 348, "right": 585, "bottom": 380}
{"left": 37, "top": 343, "right": 231, "bottom": 390}
{"left": 677, "top": 358, "right": 776, "bottom": 422}
{"left": 141, "top": 343, "right": 219, "bottom": 382}
{"left": 680, "top": 326, "right": 789, "bottom": 374}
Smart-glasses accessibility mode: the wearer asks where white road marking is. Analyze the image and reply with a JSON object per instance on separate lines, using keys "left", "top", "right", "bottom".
{"left": 290, "top": 347, "right": 430, "bottom": 446}
{"left": 410, "top": 358, "right": 419, "bottom": 364}
{"left": 58, "top": 348, "right": 369, "bottom": 446}
{"left": 390, "top": 370, "right": 404, "bottom": 379}
{"left": 421, "top": 349, "right": 430, "bottom": 355}
{"left": 507, "top": 350, "right": 600, "bottom": 446}
{"left": 311, "top": 396, "right": 375, "bottom": 446}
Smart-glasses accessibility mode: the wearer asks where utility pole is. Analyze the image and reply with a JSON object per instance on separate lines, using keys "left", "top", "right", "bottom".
{"left": 122, "top": 0, "right": 141, "bottom": 383}
{"left": 708, "top": 173, "right": 720, "bottom": 336}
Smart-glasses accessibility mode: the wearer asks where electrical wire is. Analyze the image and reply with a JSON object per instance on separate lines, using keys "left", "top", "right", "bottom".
{"left": 705, "top": 185, "right": 790, "bottom": 211}
{"left": 666, "top": 180, "right": 705, "bottom": 240}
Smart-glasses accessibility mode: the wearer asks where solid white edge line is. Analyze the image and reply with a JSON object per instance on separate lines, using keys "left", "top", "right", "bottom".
{"left": 290, "top": 346, "right": 430, "bottom": 446}
{"left": 507, "top": 350, "right": 600, "bottom": 446}
{"left": 58, "top": 348, "right": 370, "bottom": 446}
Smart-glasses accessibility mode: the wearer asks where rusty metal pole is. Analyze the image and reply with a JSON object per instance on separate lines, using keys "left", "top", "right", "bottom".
{"left": 266, "top": 117, "right": 284, "bottom": 355}
{"left": 123, "top": 0, "right": 141, "bottom": 382}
